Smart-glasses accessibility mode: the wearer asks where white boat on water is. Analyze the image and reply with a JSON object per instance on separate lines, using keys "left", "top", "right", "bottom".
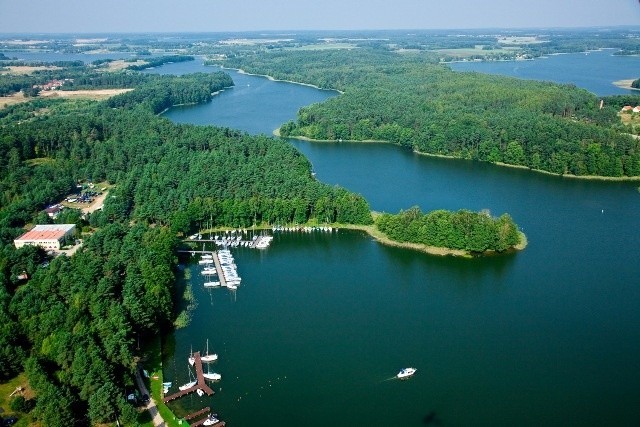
{"left": 204, "top": 281, "right": 220, "bottom": 288}
{"left": 203, "top": 372, "right": 222, "bottom": 381}
{"left": 397, "top": 367, "right": 417, "bottom": 379}
{"left": 179, "top": 380, "right": 196, "bottom": 391}
{"left": 227, "top": 284, "right": 238, "bottom": 290}
{"left": 196, "top": 388, "right": 204, "bottom": 396}
{"left": 201, "top": 269, "right": 217, "bottom": 275}
{"left": 201, "top": 339, "right": 219, "bottom": 362}
{"left": 198, "top": 259, "right": 213, "bottom": 265}
{"left": 203, "top": 414, "right": 220, "bottom": 426}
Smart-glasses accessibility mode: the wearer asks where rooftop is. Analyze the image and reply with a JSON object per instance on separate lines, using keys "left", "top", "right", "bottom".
{"left": 16, "top": 224, "right": 75, "bottom": 241}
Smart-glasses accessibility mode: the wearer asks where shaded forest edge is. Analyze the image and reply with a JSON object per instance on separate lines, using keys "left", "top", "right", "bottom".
{"left": 223, "top": 49, "right": 640, "bottom": 179}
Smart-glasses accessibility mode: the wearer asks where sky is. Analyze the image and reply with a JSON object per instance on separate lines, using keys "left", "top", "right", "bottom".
{"left": 0, "top": 0, "right": 639, "bottom": 33}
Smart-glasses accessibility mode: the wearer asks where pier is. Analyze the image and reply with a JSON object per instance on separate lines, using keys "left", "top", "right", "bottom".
{"left": 211, "top": 251, "right": 227, "bottom": 288}
{"left": 184, "top": 407, "right": 210, "bottom": 421}
{"left": 163, "top": 352, "right": 214, "bottom": 403}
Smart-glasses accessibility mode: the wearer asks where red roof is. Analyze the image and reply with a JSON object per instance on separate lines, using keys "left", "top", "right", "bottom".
{"left": 16, "top": 224, "right": 74, "bottom": 242}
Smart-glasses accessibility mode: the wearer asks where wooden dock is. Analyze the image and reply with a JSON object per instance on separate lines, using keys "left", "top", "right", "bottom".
{"left": 163, "top": 352, "right": 214, "bottom": 403}
{"left": 211, "top": 251, "right": 227, "bottom": 288}
{"left": 184, "top": 407, "right": 210, "bottom": 421}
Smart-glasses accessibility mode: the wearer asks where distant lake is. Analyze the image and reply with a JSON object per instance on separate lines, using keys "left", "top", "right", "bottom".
{"left": 449, "top": 49, "right": 640, "bottom": 96}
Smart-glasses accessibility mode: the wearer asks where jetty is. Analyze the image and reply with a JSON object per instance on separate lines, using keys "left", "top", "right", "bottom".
{"left": 211, "top": 251, "right": 227, "bottom": 288}
{"left": 184, "top": 407, "right": 210, "bottom": 421}
{"left": 163, "top": 352, "right": 214, "bottom": 403}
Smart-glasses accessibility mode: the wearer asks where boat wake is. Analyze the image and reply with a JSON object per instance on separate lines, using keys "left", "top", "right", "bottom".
{"left": 381, "top": 376, "right": 398, "bottom": 382}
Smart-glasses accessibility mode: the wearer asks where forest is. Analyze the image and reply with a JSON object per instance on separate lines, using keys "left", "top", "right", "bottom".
{"left": 376, "top": 207, "right": 521, "bottom": 253}
{"left": 0, "top": 61, "right": 372, "bottom": 426}
{"left": 224, "top": 49, "right": 640, "bottom": 177}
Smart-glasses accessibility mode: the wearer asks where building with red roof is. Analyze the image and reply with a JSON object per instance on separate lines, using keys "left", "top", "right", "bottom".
{"left": 14, "top": 224, "right": 76, "bottom": 250}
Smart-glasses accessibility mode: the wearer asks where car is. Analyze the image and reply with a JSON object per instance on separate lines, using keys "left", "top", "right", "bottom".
{"left": 3, "top": 417, "right": 18, "bottom": 426}
{"left": 141, "top": 394, "right": 150, "bottom": 404}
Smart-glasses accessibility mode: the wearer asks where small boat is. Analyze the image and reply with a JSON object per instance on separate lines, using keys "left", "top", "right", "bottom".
{"left": 201, "top": 339, "right": 219, "bottom": 362}
{"left": 227, "top": 284, "right": 237, "bottom": 290}
{"left": 179, "top": 380, "right": 196, "bottom": 391}
{"left": 197, "top": 388, "right": 204, "bottom": 396}
{"left": 397, "top": 367, "right": 417, "bottom": 379}
{"left": 204, "top": 281, "right": 220, "bottom": 288}
{"left": 203, "top": 372, "right": 222, "bottom": 381}
{"left": 203, "top": 414, "right": 220, "bottom": 426}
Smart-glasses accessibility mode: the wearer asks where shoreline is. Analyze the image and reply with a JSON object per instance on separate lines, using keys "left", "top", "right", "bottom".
{"left": 218, "top": 65, "right": 345, "bottom": 94}
{"left": 339, "top": 222, "right": 528, "bottom": 258}
{"left": 613, "top": 79, "right": 640, "bottom": 92}
{"left": 194, "top": 220, "right": 527, "bottom": 258}
{"left": 279, "top": 133, "right": 640, "bottom": 182}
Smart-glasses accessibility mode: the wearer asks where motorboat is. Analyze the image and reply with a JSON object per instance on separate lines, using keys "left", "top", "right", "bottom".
{"left": 204, "top": 281, "right": 220, "bottom": 288}
{"left": 203, "top": 414, "right": 220, "bottom": 426}
{"left": 397, "top": 367, "right": 417, "bottom": 379}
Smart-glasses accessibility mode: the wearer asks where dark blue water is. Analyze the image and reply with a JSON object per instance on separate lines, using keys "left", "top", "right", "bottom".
{"left": 449, "top": 49, "right": 640, "bottom": 96}
{"left": 149, "top": 60, "right": 337, "bottom": 135}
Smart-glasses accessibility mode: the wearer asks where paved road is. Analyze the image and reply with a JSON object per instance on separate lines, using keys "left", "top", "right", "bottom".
{"left": 134, "top": 367, "right": 166, "bottom": 427}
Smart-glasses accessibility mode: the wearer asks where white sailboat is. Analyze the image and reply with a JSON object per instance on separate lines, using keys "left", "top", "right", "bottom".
{"left": 201, "top": 339, "right": 218, "bottom": 363}
{"left": 179, "top": 367, "right": 196, "bottom": 390}
{"left": 188, "top": 346, "right": 195, "bottom": 366}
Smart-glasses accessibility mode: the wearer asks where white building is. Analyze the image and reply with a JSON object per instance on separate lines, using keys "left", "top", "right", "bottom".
{"left": 14, "top": 224, "right": 76, "bottom": 250}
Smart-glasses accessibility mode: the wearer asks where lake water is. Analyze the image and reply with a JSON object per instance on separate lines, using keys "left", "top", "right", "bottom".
{"left": 6, "top": 51, "right": 640, "bottom": 426}
{"left": 449, "top": 49, "right": 640, "bottom": 96}
{"left": 158, "top": 60, "right": 640, "bottom": 426}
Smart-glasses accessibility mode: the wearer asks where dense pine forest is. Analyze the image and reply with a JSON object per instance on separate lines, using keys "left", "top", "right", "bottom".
{"left": 0, "top": 62, "right": 372, "bottom": 426}
{"left": 224, "top": 50, "right": 640, "bottom": 177}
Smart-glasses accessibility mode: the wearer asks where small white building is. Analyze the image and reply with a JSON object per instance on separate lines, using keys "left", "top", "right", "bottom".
{"left": 14, "top": 224, "right": 76, "bottom": 250}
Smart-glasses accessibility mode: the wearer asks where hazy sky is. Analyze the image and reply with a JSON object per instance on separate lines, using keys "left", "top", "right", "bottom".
{"left": 1, "top": 0, "right": 639, "bottom": 33}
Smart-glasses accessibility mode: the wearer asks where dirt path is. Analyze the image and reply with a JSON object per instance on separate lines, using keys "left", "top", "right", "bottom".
{"left": 135, "top": 367, "right": 166, "bottom": 427}
{"left": 82, "top": 191, "right": 108, "bottom": 214}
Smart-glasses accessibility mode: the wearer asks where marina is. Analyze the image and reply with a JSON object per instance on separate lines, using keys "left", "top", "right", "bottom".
{"left": 163, "top": 352, "right": 214, "bottom": 403}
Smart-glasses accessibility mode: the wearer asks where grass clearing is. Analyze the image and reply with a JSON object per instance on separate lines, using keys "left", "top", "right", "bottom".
{"left": 0, "top": 65, "right": 61, "bottom": 75}
{"left": 0, "top": 373, "right": 39, "bottom": 427}
{"left": 435, "top": 46, "right": 518, "bottom": 57}
{"left": 138, "top": 335, "right": 186, "bottom": 427}
{"left": 1, "top": 89, "right": 133, "bottom": 110}
{"left": 289, "top": 43, "right": 358, "bottom": 51}
{"left": 98, "top": 59, "right": 148, "bottom": 72}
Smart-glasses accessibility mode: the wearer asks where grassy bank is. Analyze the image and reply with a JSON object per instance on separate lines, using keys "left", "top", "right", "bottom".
{"left": 137, "top": 335, "right": 184, "bottom": 427}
